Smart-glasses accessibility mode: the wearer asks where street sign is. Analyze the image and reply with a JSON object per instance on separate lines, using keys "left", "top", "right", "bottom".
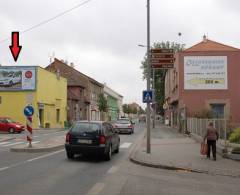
{"left": 143, "top": 90, "right": 153, "bottom": 103}
{"left": 24, "top": 105, "right": 34, "bottom": 117}
{"left": 150, "top": 48, "right": 175, "bottom": 69}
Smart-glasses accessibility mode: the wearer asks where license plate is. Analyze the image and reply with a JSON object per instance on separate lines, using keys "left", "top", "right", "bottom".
{"left": 78, "top": 139, "right": 92, "bottom": 144}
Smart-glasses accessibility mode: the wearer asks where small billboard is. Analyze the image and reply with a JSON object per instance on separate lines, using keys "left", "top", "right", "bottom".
{"left": 0, "top": 66, "right": 36, "bottom": 91}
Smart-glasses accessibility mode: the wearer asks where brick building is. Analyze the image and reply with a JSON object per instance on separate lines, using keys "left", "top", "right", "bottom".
{"left": 164, "top": 36, "right": 240, "bottom": 128}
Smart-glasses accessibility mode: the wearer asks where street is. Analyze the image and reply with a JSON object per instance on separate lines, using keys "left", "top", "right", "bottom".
{"left": 1, "top": 124, "right": 239, "bottom": 195}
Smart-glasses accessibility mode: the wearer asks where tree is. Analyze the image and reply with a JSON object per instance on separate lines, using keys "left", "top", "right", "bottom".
{"left": 98, "top": 93, "right": 108, "bottom": 112}
{"left": 132, "top": 107, "right": 138, "bottom": 114}
{"left": 140, "top": 41, "right": 185, "bottom": 115}
{"left": 122, "top": 104, "right": 129, "bottom": 116}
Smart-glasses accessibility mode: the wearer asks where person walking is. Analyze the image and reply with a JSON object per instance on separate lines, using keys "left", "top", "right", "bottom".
{"left": 204, "top": 122, "right": 219, "bottom": 161}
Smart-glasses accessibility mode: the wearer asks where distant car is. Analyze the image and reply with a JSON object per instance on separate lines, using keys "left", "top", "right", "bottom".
{"left": 113, "top": 118, "right": 134, "bottom": 134}
{"left": 65, "top": 121, "right": 120, "bottom": 161}
{"left": 0, "top": 117, "right": 25, "bottom": 133}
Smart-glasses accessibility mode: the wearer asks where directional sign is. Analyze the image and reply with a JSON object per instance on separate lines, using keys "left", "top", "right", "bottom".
{"left": 151, "top": 48, "right": 174, "bottom": 69}
{"left": 143, "top": 90, "right": 153, "bottom": 103}
{"left": 24, "top": 105, "right": 34, "bottom": 117}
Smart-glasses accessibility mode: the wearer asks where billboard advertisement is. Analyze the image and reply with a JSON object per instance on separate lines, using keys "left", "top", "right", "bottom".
{"left": 184, "top": 56, "right": 228, "bottom": 90}
{"left": 0, "top": 66, "right": 36, "bottom": 91}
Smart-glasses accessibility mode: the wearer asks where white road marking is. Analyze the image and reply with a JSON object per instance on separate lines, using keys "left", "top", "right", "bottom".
{"left": 86, "top": 182, "right": 105, "bottom": 195}
{"left": 31, "top": 141, "right": 40, "bottom": 144}
{"left": 0, "top": 142, "right": 10, "bottom": 145}
{"left": 34, "top": 135, "right": 39, "bottom": 138}
{"left": 3, "top": 142, "right": 24, "bottom": 147}
{"left": 27, "top": 149, "right": 65, "bottom": 162}
{"left": 107, "top": 166, "right": 119, "bottom": 174}
{"left": 120, "top": 142, "right": 132, "bottom": 149}
{"left": 0, "top": 167, "right": 9, "bottom": 172}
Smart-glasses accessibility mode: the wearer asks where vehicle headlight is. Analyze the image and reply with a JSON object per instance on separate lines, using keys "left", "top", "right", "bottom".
{"left": 16, "top": 125, "right": 21, "bottom": 128}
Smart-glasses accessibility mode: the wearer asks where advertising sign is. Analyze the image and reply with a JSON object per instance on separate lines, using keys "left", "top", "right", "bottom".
{"left": 0, "top": 66, "right": 36, "bottom": 91}
{"left": 184, "top": 56, "right": 227, "bottom": 90}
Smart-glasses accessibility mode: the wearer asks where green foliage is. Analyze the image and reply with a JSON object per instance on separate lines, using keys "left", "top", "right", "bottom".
{"left": 140, "top": 41, "right": 185, "bottom": 116}
{"left": 231, "top": 147, "right": 240, "bottom": 154}
{"left": 98, "top": 93, "right": 108, "bottom": 112}
{"left": 122, "top": 104, "right": 129, "bottom": 114}
{"left": 229, "top": 127, "right": 240, "bottom": 144}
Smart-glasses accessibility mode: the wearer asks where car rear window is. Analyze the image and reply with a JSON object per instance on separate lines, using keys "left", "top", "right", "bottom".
{"left": 71, "top": 122, "right": 101, "bottom": 132}
{"left": 116, "top": 120, "right": 130, "bottom": 124}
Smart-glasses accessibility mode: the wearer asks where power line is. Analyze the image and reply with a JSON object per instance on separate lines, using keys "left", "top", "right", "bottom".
{"left": 0, "top": 0, "right": 93, "bottom": 43}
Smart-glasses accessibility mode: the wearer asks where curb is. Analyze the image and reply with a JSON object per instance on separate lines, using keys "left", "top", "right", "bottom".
{"left": 10, "top": 144, "right": 64, "bottom": 153}
{"left": 129, "top": 130, "right": 240, "bottom": 178}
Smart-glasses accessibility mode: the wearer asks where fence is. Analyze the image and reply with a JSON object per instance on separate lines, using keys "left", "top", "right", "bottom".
{"left": 187, "top": 118, "right": 228, "bottom": 141}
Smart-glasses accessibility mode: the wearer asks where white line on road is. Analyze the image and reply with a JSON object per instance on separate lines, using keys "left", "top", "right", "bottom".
{"left": 34, "top": 135, "right": 39, "bottom": 138}
{"left": 0, "top": 142, "right": 10, "bottom": 145}
{"left": 0, "top": 167, "right": 9, "bottom": 172}
{"left": 107, "top": 166, "right": 119, "bottom": 174}
{"left": 120, "top": 142, "right": 132, "bottom": 149}
{"left": 3, "top": 142, "right": 24, "bottom": 147}
{"left": 31, "top": 141, "right": 40, "bottom": 144}
{"left": 86, "top": 182, "right": 105, "bottom": 195}
{"left": 27, "top": 149, "right": 65, "bottom": 162}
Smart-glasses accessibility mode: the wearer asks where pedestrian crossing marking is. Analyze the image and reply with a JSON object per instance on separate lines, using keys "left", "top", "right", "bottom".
{"left": 3, "top": 142, "right": 24, "bottom": 147}
{"left": 0, "top": 142, "right": 10, "bottom": 145}
{"left": 120, "top": 142, "right": 132, "bottom": 148}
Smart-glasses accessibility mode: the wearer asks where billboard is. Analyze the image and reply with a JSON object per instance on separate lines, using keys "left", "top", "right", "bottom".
{"left": 184, "top": 56, "right": 228, "bottom": 90}
{"left": 0, "top": 66, "right": 36, "bottom": 91}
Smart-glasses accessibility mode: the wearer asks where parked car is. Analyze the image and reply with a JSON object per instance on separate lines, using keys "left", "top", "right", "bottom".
{"left": 65, "top": 121, "right": 120, "bottom": 161}
{"left": 0, "top": 117, "right": 25, "bottom": 133}
{"left": 113, "top": 118, "right": 134, "bottom": 134}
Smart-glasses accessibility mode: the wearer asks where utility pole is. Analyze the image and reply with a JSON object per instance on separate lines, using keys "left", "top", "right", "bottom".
{"left": 146, "top": 0, "right": 151, "bottom": 154}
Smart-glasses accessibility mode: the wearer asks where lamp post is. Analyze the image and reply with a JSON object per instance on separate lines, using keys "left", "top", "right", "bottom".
{"left": 146, "top": 0, "right": 151, "bottom": 154}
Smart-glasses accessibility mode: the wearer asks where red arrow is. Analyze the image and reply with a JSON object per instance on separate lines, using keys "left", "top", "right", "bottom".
{"left": 9, "top": 32, "right": 22, "bottom": 62}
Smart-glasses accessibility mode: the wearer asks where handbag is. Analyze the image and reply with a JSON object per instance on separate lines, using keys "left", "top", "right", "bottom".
{"left": 200, "top": 143, "right": 208, "bottom": 155}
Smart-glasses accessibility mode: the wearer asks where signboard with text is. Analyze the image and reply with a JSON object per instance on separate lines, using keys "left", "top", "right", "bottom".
{"left": 151, "top": 49, "right": 174, "bottom": 69}
{"left": 0, "top": 66, "right": 36, "bottom": 91}
{"left": 184, "top": 56, "right": 228, "bottom": 90}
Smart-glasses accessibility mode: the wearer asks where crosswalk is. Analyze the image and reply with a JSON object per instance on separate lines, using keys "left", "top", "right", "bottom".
{"left": 0, "top": 140, "right": 41, "bottom": 148}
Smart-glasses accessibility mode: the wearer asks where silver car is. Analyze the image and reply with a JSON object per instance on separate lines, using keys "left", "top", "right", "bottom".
{"left": 113, "top": 119, "right": 134, "bottom": 134}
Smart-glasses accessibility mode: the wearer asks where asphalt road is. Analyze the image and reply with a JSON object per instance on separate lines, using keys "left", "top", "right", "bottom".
{"left": 0, "top": 124, "right": 146, "bottom": 195}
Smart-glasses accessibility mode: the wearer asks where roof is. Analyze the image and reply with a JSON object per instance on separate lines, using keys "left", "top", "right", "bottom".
{"left": 45, "top": 58, "right": 89, "bottom": 88}
{"left": 184, "top": 39, "right": 240, "bottom": 52}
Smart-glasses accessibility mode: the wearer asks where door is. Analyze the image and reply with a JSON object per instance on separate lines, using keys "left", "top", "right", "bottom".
{"left": 39, "top": 109, "right": 44, "bottom": 128}
{"left": 0, "top": 119, "right": 7, "bottom": 131}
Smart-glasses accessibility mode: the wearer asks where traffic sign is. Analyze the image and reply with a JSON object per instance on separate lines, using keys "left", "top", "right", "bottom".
{"left": 143, "top": 90, "right": 153, "bottom": 103}
{"left": 150, "top": 48, "right": 175, "bottom": 69}
{"left": 24, "top": 105, "right": 34, "bottom": 117}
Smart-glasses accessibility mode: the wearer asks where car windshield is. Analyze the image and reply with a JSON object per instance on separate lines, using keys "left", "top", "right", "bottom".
{"left": 71, "top": 122, "right": 101, "bottom": 132}
{"left": 116, "top": 120, "right": 130, "bottom": 124}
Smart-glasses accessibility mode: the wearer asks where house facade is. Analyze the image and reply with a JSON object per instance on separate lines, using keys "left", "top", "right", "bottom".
{"left": 0, "top": 66, "right": 67, "bottom": 129}
{"left": 165, "top": 37, "right": 240, "bottom": 128}
{"left": 46, "top": 58, "right": 90, "bottom": 122}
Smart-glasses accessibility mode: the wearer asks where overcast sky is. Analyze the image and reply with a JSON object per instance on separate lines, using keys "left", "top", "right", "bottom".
{"left": 0, "top": 0, "right": 239, "bottom": 107}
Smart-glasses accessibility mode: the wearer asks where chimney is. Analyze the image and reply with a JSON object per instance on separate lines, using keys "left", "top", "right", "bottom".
{"left": 70, "top": 62, "right": 74, "bottom": 68}
{"left": 203, "top": 34, "right": 207, "bottom": 42}
{"left": 56, "top": 69, "right": 60, "bottom": 80}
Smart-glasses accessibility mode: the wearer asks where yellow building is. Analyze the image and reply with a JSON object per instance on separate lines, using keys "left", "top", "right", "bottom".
{"left": 0, "top": 66, "right": 67, "bottom": 129}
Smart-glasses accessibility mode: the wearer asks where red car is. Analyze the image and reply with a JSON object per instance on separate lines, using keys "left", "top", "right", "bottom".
{"left": 0, "top": 117, "right": 25, "bottom": 133}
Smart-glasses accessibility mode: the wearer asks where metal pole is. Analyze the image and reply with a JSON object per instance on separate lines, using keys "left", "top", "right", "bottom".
{"left": 146, "top": 0, "right": 151, "bottom": 153}
{"left": 152, "top": 68, "right": 155, "bottom": 128}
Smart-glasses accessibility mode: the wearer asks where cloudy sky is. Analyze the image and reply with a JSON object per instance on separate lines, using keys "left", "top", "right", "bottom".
{"left": 0, "top": 0, "right": 239, "bottom": 107}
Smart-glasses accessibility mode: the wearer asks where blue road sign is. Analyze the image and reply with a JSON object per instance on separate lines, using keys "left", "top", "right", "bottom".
{"left": 143, "top": 90, "right": 153, "bottom": 103}
{"left": 24, "top": 105, "right": 34, "bottom": 117}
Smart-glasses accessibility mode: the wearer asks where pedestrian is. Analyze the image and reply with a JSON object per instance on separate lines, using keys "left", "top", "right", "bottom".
{"left": 204, "top": 122, "right": 219, "bottom": 161}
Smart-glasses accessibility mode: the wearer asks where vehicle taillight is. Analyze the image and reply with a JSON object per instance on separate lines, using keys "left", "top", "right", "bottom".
{"left": 128, "top": 124, "right": 133, "bottom": 128}
{"left": 66, "top": 132, "right": 71, "bottom": 143}
{"left": 99, "top": 135, "right": 106, "bottom": 144}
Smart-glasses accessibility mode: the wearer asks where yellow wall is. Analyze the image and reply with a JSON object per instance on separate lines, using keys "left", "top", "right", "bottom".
{"left": 0, "top": 67, "right": 67, "bottom": 129}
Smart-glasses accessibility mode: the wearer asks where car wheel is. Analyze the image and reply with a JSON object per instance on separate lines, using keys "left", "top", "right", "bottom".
{"left": 66, "top": 152, "right": 74, "bottom": 159}
{"left": 132, "top": 129, "right": 134, "bottom": 134}
{"left": 105, "top": 145, "right": 112, "bottom": 161}
{"left": 9, "top": 128, "right": 15, "bottom": 134}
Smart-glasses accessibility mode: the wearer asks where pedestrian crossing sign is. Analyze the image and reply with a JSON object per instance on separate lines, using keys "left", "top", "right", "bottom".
{"left": 143, "top": 90, "right": 153, "bottom": 103}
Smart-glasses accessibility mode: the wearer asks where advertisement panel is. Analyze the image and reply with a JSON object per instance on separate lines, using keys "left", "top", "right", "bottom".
{"left": 184, "top": 56, "right": 227, "bottom": 90}
{"left": 0, "top": 66, "right": 36, "bottom": 91}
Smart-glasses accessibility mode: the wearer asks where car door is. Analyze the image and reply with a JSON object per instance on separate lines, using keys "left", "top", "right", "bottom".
{"left": 0, "top": 119, "right": 7, "bottom": 131}
{"left": 107, "top": 123, "right": 118, "bottom": 150}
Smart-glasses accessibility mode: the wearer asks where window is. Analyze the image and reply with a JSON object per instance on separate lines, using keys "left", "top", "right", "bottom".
{"left": 211, "top": 104, "right": 225, "bottom": 118}
{"left": 56, "top": 109, "right": 60, "bottom": 123}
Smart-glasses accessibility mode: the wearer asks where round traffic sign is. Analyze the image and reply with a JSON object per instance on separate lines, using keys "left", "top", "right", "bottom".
{"left": 24, "top": 105, "right": 34, "bottom": 117}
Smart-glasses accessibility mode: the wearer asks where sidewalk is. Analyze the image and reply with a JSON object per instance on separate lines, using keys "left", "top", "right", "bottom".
{"left": 10, "top": 135, "right": 65, "bottom": 153}
{"left": 130, "top": 124, "right": 240, "bottom": 177}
